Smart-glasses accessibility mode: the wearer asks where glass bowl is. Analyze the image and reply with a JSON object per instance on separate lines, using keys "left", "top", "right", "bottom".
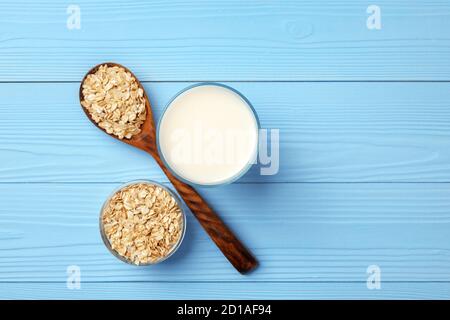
{"left": 99, "top": 180, "right": 187, "bottom": 266}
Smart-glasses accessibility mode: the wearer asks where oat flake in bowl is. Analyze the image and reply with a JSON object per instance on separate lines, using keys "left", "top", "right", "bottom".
{"left": 100, "top": 181, "right": 185, "bottom": 265}
{"left": 80, "top": 64, "right": 147, "bottom": 139}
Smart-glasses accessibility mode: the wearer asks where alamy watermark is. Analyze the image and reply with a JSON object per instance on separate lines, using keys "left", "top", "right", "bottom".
{"left": 258, "top": 129, "right": 279, "bottom": 176}
{"left": 66, "top": 265, "right": 81, "bottom": 289}
{"left": 366, "top": 264, "right": 381, "bottom": 289}
{"left": 367, "top": 5, "right": 381, "bottom": 30}
{"left": 66, "top": 5, "right": 81, "bottom": 30}
{"left": 166, "top": 127, "right": 279, "bottom": 176}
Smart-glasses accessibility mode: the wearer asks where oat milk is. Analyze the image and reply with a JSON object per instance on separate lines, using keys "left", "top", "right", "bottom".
{"left": 158, "top": 84, "right": 259, "bottom": 185}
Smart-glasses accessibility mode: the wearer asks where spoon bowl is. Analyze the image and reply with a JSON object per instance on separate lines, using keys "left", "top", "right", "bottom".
{"left": 79, "top": 62, "right": 158, "bottom": 154}
{"left": 80, "top": 62, "right": 258, "bottom": 274}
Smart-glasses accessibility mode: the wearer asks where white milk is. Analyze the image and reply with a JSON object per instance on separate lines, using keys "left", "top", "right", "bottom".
{"left": 158, "top": 84, "right": 259, "bottom": 186}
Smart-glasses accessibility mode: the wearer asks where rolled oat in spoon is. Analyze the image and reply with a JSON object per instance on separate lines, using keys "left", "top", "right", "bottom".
{"left": 80, "top": 64, "right": 146, "bottom": 139}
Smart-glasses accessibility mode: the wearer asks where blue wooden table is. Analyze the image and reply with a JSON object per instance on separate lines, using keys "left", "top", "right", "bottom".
{"left": 1, "top": 0, "right": 450, "bottom": 299}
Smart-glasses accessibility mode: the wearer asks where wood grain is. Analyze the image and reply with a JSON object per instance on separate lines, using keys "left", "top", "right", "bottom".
{"left": 1, "top": 183, "right": 450, "bottom": 282}
{"left": 1, "top": 282, "right": 450, "bottom": 300}
{"left": 1, "top": 82, "right": 450, "bottom": 183}
{"left": 0, "top": 0, "right": 449, "bottom": 81}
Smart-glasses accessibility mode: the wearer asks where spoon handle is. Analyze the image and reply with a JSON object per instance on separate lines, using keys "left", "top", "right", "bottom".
{"left": 152, "top": 155, "right": 258, "bottom": 274}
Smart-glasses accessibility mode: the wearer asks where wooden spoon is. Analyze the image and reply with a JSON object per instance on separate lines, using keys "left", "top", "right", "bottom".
{"left": 79, "top": 62, "right": 258, "bottom": 274}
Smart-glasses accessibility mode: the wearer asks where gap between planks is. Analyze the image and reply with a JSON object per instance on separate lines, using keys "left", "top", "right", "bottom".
{"left": 2, "top": 80, "right": 450, "bottom": 84}
{"left": 0, "top": 182, "right": 450, "bottom": 185}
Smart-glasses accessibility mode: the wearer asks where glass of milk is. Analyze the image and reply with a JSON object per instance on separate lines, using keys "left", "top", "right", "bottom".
{"left": 157, "top": 83, "right": 259, "bottom": 186}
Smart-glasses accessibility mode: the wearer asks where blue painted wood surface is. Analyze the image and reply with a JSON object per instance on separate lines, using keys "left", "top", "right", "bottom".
{"left": 1, "top": 0, "right": 450, "bottom": 81}
{"left": 0, "top": 1, "right": 450, "bottom": 299}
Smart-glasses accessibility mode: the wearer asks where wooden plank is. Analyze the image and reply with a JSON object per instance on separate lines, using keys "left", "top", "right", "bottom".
{"left": 1, "top": 282, "right": 449, "bottom": 300}
{"left": 1, "top": 183, "right": 450, "bottom": 282}
{"left": 0, "top": 1, "right": 449, "bottom": 81}
{"left": 1, "top": 82, "right": 450, "bottom": 182}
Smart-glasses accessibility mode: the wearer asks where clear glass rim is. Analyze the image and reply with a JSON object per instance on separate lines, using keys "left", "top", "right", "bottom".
{"left": 99, "top": 179, "right": 187, "bottom": 266}
{"left": 156, "top": 82, "right": 260, "bottom": 187}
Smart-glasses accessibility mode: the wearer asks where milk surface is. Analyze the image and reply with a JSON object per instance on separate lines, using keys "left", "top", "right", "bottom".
{"left": 158, "top": 85, "right": 258, "bottom": 185}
